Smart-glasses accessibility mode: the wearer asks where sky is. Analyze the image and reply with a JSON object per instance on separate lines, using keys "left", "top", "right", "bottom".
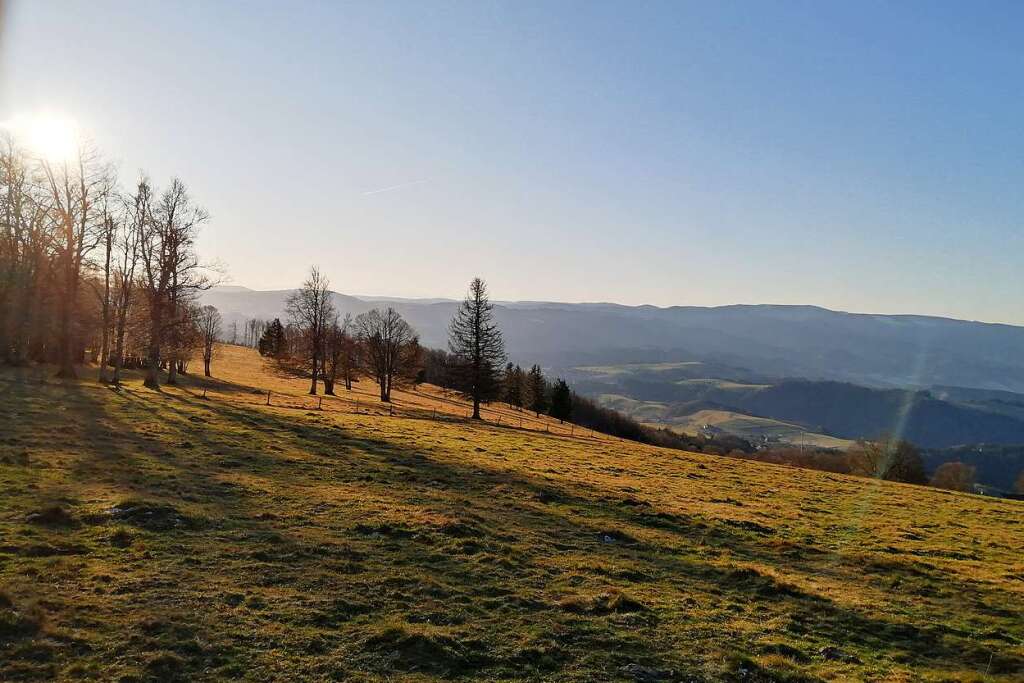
{"left": 1, "top": 1, "right": 1022, "bottom": 324}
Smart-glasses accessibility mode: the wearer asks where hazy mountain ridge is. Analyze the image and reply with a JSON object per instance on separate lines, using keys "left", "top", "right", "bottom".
{"left": 203, "top": 286, "right": 1024, "bottom": 394}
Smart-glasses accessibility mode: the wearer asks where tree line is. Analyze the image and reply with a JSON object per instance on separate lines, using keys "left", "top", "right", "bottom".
{"left": 261, "top": 271, "right": 578, "bottom": 421}
{"left": 732, "top": 438, "right": 1024, "bottom": 496}
{"left": 0, "top": 133, "right": 222, "bottom": 387}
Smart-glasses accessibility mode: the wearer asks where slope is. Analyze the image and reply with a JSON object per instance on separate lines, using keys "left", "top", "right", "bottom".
{"left": 0, "top": 348, "right": 1022, "bottom": 682}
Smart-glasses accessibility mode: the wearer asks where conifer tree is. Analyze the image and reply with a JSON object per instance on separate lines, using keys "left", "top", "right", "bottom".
{"left": 527, "top": 364, "right": 548, "bottom": 417}
{"left": 549, "top": 379, "right": 572, "bottom": 422}
{"left": 259, "top": 318, "right": 286, "bottom": 357}
{"left": 504, "top": 362, "right": 524, "bottom": 409}
{"left": 448, "top": 277, "right": 506, "bottom": 419}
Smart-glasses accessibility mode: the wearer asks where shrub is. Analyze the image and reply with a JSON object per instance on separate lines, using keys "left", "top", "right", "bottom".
{"left": 930, "top": 462, "right": 976, "bottom": 492}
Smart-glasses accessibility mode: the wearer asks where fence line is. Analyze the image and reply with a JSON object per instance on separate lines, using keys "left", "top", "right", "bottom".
{"left": 184, "top": 378, "right": 613, "bottom": 444}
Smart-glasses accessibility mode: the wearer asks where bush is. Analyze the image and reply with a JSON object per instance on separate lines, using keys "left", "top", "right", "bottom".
{"left": 847, "top": 439, "right": 927, "bottom": 484}
{"left": 930, "top": 462, "right": 976, "bottom": 492}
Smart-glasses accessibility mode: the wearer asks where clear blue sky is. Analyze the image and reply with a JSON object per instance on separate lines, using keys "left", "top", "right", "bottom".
{"left": 2, "top": 1, "right": 1022, "bottom": 324}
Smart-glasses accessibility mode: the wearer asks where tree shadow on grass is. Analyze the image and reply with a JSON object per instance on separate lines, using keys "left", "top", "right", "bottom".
{"left": 2, "top": 378, "right": 1021, "bottom": 681}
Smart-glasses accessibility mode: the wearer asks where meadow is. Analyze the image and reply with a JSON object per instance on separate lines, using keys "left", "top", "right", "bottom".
{"left": 1, "top": 347, "right": 1022, "bottom": 681}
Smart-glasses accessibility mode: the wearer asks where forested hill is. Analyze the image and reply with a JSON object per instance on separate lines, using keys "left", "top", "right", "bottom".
{"left": 203, "top": 286, "right": 1024, "bottom": 394}
{"left": 715, "top": 380, "right": 1024, "bottom": 449}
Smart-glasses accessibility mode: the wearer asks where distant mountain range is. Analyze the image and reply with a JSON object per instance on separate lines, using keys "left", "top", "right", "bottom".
{"left": 201, "top": 286, "right": 1024, "bottom": 453}
{"left": 203, "top": 286, "right": 1024, "bottom": 393}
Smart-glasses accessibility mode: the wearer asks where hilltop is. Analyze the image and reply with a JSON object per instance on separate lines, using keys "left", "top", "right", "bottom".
{"left": 1, "top": 346, "right": 1022, "bottom": 681}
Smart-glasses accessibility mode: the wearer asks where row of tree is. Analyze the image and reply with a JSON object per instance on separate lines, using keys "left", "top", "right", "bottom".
{"left": 261, "top": 267, "right": 419, "bottom": 402}
{"left": 735, "top": 439, "right": 1024, "bottom": 494}
{"left": 264, "top": 272, "right": 579, "bottom": 422}
{"left": 0, "top": 133, "right": 223, "bottom": 387}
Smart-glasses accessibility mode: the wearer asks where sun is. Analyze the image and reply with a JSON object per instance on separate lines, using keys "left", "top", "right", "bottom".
{"left": 8, "top": 113, "right": 80, "bottom": 162}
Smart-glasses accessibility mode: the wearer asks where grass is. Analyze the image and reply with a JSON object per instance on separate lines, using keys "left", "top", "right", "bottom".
{"left": 660, "top": 409, "right": 855, "bottom": 450}
{"left": 0, "top": 346, "right": 1022, "bottom": 681}
{"left": 598, "top": 394, "right": 853, "bottom": 450}
{"left": 575, "top": 361, "right": 705, "bottom": 376}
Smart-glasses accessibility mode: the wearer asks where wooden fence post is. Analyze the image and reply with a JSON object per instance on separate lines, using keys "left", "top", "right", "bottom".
{"left": 355, "top": 399, "right": 359, "bottom": 414}
{"left": 318, "top": 396, "right": 323, "bottom": 410}
{"left": 266, "top": 391, "right": 271, "bottom": 406}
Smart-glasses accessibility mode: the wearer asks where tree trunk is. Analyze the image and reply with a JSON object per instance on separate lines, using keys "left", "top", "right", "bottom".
{"left": 112, "top": 304, "right": 128, "bottom": 386}
{"left": 324, "top": 378, "right": 335, "bottom": 395}
{"left": 472, "top": 396, "right": 481, "bottom": 420}
{"left": 204, "top": 358, "right": 211, "bottom": 377}
{"left": 144, "top": 305, "right": 162, "bottom": 389}
{"left": 167, "top": 354, "right": 178, "bottom": 385}
{"left": 98, "top": 230, "right": 112, "bottom": 383}
{"left": 56, "top": 275, "right": 77, "bottom": 378}
{"left": 308, "top": 355, "right": 318, "bottom": 395}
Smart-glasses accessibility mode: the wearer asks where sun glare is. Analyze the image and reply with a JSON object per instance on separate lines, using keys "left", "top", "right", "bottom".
{"left": 8, "top": 114, "right": 80, "bottom": 162}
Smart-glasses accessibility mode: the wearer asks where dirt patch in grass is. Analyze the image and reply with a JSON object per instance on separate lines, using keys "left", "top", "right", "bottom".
{"left": 362, "top": 623, "right": 493, "bottom": 675}
{"left": 24, "top": 505, "right": 75, "bottom": 527}
{"left": 559, "top": 590, "right": 648, "bottom": 615}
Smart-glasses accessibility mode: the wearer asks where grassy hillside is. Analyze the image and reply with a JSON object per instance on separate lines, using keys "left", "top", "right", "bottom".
{"left": 1, "top": 347, "right": 1023, "bottom": 681}
{"left": 596, "top": 394, "right": 851, "bottom": 450}
{"left": 574, "top": 363, "right": 1024, "bottom": 450}
{"left": 657, "top": 410, "right": 855, "bottom": 451}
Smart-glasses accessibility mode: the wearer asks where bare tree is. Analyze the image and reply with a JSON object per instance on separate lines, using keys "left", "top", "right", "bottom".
{"left": 355, "top": 307, "right": 418, "bottom": 402}
{"left": 448, "top": 277, "right": 506, "bottom": 419}
{"left": 847, "top": 439, "right": 927, "bottom": 484}
{"left": 320, "top": 313, "right": 359, "bottom": 393}
{"left": 196, "top": 305, "right": 222, "bottom": 377}
{"left": 930, "top": 462, "right": 976, "bottom": 492}
{"left": 139, "top": 178, "right": 209, "bottom": 389}
{"left": 92, "top": 199, "right": 123, "bottom": 383}
{"left": 110, "top": 178, "right": 148, "bottom": 385}
{"left": 286, "top": 266, "right": 334, "bottom": 395}
{"left": 38, "top": 141, "right": 113, "bottom": 378}
{"left": 0, "top": 135, "right": 52, "bottom": 365}
{"left": 337, "top": 313, "right": 359, "bottom": 391}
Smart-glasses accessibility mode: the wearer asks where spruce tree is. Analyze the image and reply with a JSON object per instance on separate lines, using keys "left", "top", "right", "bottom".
{"left": 504, "top": 363, "right": 524, "bottom": 409}
{"left": 448, "top": 277, "right": 506, "bottom": 419}
{"left": 527, "top": 364, "right": 548, "bottom": 416}
{"left": 549, "top": 379, "right": 572, "bottom": 422}
{"left": 259, "top": 318, "right": 286, "bottom": 357}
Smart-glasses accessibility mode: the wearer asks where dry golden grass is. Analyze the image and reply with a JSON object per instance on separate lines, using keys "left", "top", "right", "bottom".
{"left": 0, "top": 345, "right": 1022, "bottom": 681}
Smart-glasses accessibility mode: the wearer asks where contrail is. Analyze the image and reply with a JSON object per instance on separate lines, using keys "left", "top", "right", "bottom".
{"left": 362, "top": 179, "right": 430, "bottom": 196}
